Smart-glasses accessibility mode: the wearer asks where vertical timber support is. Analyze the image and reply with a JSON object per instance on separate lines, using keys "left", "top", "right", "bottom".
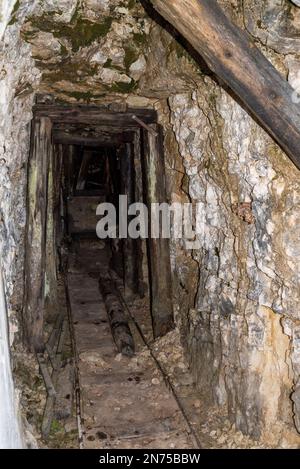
{"left": 24, "top": 117, "right": 52, "bottom": 352}
{"left": 142, "top": 124, "right": 174, "bottom": 338}
{"left": 76, "top": 149, "right": 93, "bottom": 191}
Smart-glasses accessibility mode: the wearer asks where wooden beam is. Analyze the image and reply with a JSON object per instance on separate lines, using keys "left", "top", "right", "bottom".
{"left": 99, "top": 274, "right": 135, "bottom": 357}
{"left": 149, "top": 0, "right": 300, "bottom": 171}
{"left": 53, "top": 130, "right": 135, "bottom": 146}
{"left": 24, "top": 117, "right": 52, "bottom": 352}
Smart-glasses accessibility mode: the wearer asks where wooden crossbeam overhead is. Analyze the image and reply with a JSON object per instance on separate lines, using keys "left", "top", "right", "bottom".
{"left": 53, "top": 131, "right": 135, "bottom": 147}
{"left": 149, "top": 0, "right": 300, "bottom": 171}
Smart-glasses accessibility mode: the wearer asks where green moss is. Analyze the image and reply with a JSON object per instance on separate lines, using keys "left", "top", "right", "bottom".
{"left": 28, "top": 14, "right": 113, "bottom": 52}
{"left": 8, "top": 0, "right": 20, "bottom": 25}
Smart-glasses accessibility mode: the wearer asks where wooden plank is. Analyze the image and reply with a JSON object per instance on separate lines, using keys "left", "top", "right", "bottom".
{"left": 99, "top": 274, "right": 135, "bottom": 357}
{"left": 142, "top": 124, "right": 174, "bottom": 338}
{"left": 24, "top": 117, "right": 52, "bottom": 351}
{"left": 149, "top": 0, "right": 300, "bottom": 171}
{"left": 45, "top": 140, "right": 58, "bottom": 314}
{"left": 53, "top": 131, "right": 134, "bottom": 147}
{"left": 76, "top": 150, "right": 93, "bottom": 191}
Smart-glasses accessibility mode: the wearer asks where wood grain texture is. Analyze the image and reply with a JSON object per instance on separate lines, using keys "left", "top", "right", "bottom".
{"left": 24, "top": 117, "right": 52, "bottom": 351}
{"left": 150, "top": 0, "right": 300, "bottom": 170}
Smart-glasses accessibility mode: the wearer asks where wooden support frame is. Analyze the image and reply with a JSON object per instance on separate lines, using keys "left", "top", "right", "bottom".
{"left": 149, "top": 0, "right": 300, "bottom": 171}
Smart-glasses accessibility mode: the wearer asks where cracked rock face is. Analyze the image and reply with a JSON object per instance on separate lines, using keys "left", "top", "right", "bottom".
{"left": 0, "top": 0, "right": 300, "bottom": 447}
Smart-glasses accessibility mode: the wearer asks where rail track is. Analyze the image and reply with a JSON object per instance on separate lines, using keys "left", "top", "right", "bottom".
{"left": 64, "top": 240, "right": 201, "bottom": 449}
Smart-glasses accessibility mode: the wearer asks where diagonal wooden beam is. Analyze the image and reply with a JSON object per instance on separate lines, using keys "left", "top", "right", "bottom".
{"left": 149, "top": 0, "right": 300, "bottom": 171}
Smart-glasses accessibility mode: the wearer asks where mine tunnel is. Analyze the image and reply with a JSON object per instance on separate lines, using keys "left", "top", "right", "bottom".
{"left": 1, "top": 0, "right": 300, "bottom": 452}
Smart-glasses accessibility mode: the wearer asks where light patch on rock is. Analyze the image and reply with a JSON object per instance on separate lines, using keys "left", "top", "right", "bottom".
{"left": 129, "top": 55, "right": 146, "bottom": 81}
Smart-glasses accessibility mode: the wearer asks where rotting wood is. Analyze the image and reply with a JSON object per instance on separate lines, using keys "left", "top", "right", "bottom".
{"left": 76, "top": 150, "right": 93, "bottom": 191}
{"left": 148, "top": 0, "right": 300, "bottom": 171}
{"left": 133, "top": 130, "right": 146, "bottom": 297}
{"left": 99, "top": 273, "right": 135, "bottom": 357}
{"left": 37, "top": 353, "right": 56, "bottom": 398}
{"left": 109, "top": 270, "right": 201, "bottom": 449}
{"left": 24, "top": 117, "right": 52, "bottom": 351}
{"left": 64, "top": 273, "right": 85, "bottom": 449}
{"left": 142, "top": 125, "right": 174, "bottom": 338}
{"left": 33, "top": 105, "right": 157, "bottom": 128}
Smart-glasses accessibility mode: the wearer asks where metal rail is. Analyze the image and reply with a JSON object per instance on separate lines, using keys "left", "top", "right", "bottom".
{"left": 108, "top": 271, "right": 202, "bottom": 450}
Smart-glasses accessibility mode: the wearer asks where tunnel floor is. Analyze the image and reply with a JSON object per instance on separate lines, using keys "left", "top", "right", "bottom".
{"left": 66, "top": 238, "right": 197, "bottom": 449}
